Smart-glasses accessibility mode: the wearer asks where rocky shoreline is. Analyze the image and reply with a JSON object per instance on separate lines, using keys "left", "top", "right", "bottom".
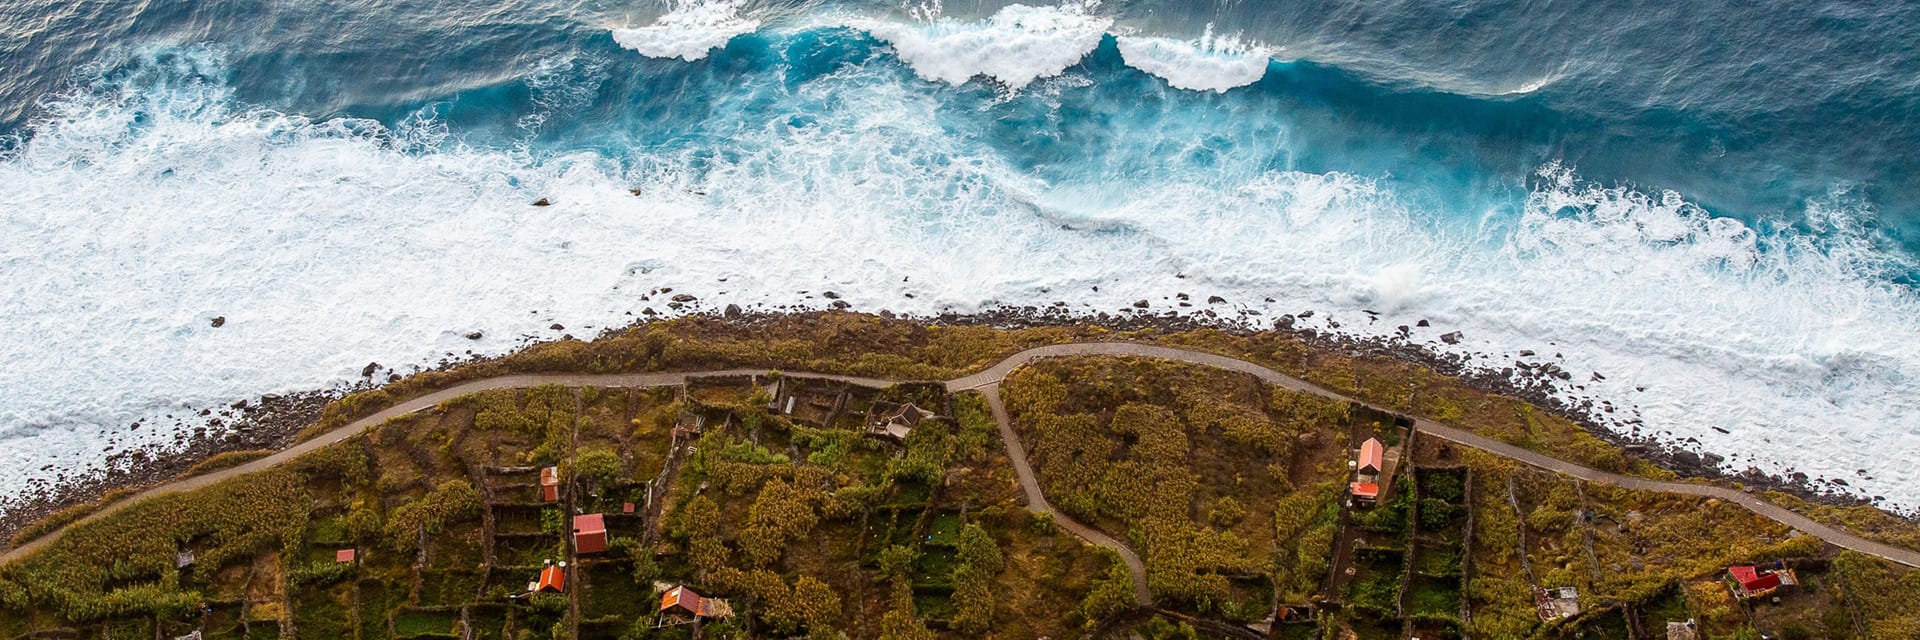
{"left": 0, "top": 306, "right": 1890, "bottom": 547}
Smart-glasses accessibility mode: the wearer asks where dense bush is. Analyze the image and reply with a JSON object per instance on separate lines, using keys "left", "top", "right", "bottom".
{"left": 4, "top": 470, "right": 308, "bottom": 621}
{"left": 949, "top": 524, "right": 1004, "bottom": 633}
{"left": 383, "top": 479, "right": 480, "bottom": 550}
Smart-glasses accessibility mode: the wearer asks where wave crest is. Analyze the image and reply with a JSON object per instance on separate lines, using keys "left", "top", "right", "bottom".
{"left": 853, "top": 1, "right": 1111, "bottom": 90}
{"left": 610, "top": 0, "right": 760, "bottom": 62}
{"left": 1115, "top": 25, "right": 1271, "bottom": 93}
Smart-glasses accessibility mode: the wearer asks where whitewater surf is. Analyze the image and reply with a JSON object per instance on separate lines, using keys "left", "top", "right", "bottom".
{"left": 0, "top": 0, "right": 1917, "bottom": 516}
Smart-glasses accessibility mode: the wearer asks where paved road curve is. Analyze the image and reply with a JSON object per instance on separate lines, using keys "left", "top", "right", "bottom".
{"left": 7, "top": 342, "right": 1917, "bottom": 580}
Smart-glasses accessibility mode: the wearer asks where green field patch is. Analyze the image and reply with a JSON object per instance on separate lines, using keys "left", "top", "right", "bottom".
{"left": 419, "top": 570, "right": 483, "bottom": 607}
{"left": 1405, "top": 574, "right": 1463, "bottom": 621}
{"left": 583, "top": 562, "right": 647, "bottom": 621}
{"left": 913, "top": 585, "right": 955, "bottom": 622}
{"left": 392, "top": 607, "right": 460, "bottom": 637}
{"left": 912, "top": 547, "right": 959, "bottom": 588}
{"left": 428, "top": 528, "right": 485, "bottom": 570}
{"left": 1344, "top": 548, "right": 1405, "bottom": 617}
{"left": 1633, "top": 582, "right": 1690, "bottom": 632}
{"left": 493, "top": 535, "right": 562, "bottom": 567}
{"left": 308, "top": 513, "right": 351, "bottom": 546}
{"left": 291, "top": 582, "right": 353, "bottom": 639}
{"left": 466, "top": 604, "right": 507, "bottom": 640}
{"left": 1414, "top": 545, "right": 1462, "bottom": 577}
{"left": 358, "top": 579, "right": 401, "bottom": 640}
{"left": 925, "top": 512, "right": 962, "bottom": 547}
{"left": 888, "top": 481, "right": 932, "bottom": 508}
{"left": 491, "top": 504, "right": 550, "bottom": 536}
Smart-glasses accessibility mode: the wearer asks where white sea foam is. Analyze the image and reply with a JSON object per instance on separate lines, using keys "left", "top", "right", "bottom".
{"left": 610, "top": 0, "right": 760, "bottom": 61}
{"left": 851, "top": 1, "right": 1112, "bottom": 90}
{"left": 4, "top": 48, "right": 1919, "bottom": 515}
{"left": 1114, "top": 26, "right": 1271, "bottom": 93}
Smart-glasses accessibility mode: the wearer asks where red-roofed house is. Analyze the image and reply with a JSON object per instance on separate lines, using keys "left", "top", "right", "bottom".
{"left": 540, "top": 466, "right": 560, "bottom": 503}
{"left": 536, "top": 565, "right": 566, "bottom": 593}
{"left": 573, "top": 513, "right": 607, "bottom": 555}
{"left": 658, "top": 585, "right": 733, "bottom": 625}
{"left": 1727, "top": 564, "right": 1796, "bottom": 599}
{"left": 660, "top": 585, "right": 704, "bottom": 616}
{"left": 335, "top": 549, "right": 357, "bottom": 564}
{"left": 1357, "top": 438, "right": 1384, "bottom": 477}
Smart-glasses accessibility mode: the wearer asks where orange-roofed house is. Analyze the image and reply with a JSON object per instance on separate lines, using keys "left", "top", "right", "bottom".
{"left": 536, "top": 565, "right": 566, "bottom": 593}
{"left": 539, "top": 466, "right": 560, "bottom": 503}
{"left": 573, "top": 513, "right": 607, "bottom": 555}
{"left": 1357, "top": 438, "right": 1384, "bottom": 478}
{"left": 1349, "top": 481, "right": 1380, "bottom": 506}
{"left": 1727, "top": 564, "right": 1796, "bottom": 599}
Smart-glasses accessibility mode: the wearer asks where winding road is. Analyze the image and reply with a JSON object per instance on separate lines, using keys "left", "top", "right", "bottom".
{"left": 5, "top": 342, "right": 1916, "bottom": 605}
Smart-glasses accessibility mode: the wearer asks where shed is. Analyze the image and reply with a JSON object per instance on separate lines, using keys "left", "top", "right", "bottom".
{"left": 660, "top": 585, "right": 705, "bottom": 616}
{"left": 1357, "top": 438, "right": 1384, "bottom": 476}
{"left": 536, "top": 564, "right": 566, "bottom": 593}
{"left": 659, "top": 585, "right": 733, "bottom": 619}
{"left": 540, "top": 466, "right": 560, "bottom": 503}
{"left": 1349, "top": 481, "right": 1379, "bottom": 505}
{"left": 1727, "top": 564, "right": 1795, "bottom": 599}
{"left": 574, "top": 513, "right": 607, "bottom": 554}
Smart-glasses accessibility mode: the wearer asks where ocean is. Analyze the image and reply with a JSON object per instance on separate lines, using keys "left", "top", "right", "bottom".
{"left": 1, "top": 0, "right": 1916, "bottom": 511}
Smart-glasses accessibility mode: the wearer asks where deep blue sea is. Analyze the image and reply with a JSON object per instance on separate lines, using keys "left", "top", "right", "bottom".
{"left": 1, "top": 0, "right": 1917, "bottom": 509}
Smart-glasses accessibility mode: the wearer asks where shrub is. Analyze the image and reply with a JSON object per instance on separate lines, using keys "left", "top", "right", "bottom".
{"left": 1208, "top": 496, "right": 1245, "bottom": 528}
{"left": 384, "top": 479, "right": 481, "bottom": 550}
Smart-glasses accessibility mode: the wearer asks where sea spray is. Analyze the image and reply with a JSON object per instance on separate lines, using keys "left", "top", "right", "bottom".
{"left": 611, "top": 0, "right": 761, "bottom": 61}
{"left": 1114, "top": 25, "right": 1272, "bottom": 93}
{"left": 3, "top": 16, "right": 1920, "bottom": 517}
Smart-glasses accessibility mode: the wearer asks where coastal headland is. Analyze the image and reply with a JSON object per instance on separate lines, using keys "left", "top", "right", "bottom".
{"left": 3, "top": 313, "right": 1917, "bottom": 638}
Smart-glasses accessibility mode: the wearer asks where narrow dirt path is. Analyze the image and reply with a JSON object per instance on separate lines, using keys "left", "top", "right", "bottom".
{"left": 979, "top": 384, "right": 1153, "bottom": 606}
{"left": 7, "top": 342, "right": 1917, "bottom": 574}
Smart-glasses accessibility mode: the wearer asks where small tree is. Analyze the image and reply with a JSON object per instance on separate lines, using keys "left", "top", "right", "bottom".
{"left": 876, "top": 545, "right": 919, "bottom": 583}
{"left": 571, "top": 447, "right": 624, "bottom": 488}
{"left": 950, "top": 524, "right": 1005, "bottom": 633}
{"left": 791, "top": 576, "right": 842, "bottom": 639}
{"left": 877, "top": 581, "right": 935, "bottom": 640}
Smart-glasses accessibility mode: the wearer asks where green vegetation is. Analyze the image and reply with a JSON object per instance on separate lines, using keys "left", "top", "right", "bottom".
{"left": 8, "top": 317, "right": 1920, "bottom": 640}
{"left": 1003, "top": 356, "right": 1349, "bottom": 618}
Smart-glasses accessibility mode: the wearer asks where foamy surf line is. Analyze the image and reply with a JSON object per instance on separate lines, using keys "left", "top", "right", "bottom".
{"left": 616, "top": 1, "right": 1277, "bottom": 92}
{"left": 611, "top": 0, "right": 761, "bottom": 61}
{"left": 3, "top": 42, "right": 1918, "bottom": 518}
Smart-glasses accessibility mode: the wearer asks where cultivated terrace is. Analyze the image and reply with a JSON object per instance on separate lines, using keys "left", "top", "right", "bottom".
{"left": 2, "top": 314, "right": 1919, "bottom": 640}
